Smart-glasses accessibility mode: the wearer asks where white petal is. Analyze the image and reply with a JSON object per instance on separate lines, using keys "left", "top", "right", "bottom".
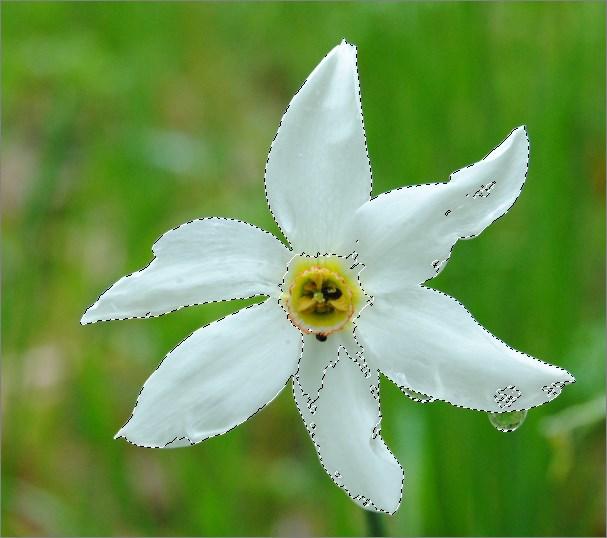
{"left": 356, "top": 287, "right": 575, "bottom": 412}
{"left": 351, "top": 127, "right": 529, "bottom": 293}
{"left": 265, "top": 41, "right": 371, "bottom": 255}
{"left": 116, "top": 299, "right": 302, "bottom": 447}
{"left": 294, "top": 348, "right": 403, "bottom": 513}
{"left": 295, "top": 330, "right": 362, "bottom": 409}
{"left": 82, "top": 218, "right": 291, "bottom": 323}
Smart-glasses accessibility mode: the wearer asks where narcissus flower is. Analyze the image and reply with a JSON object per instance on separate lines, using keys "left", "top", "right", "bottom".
{"left": 82, "top": 41, "right": 574, "bottom": 513}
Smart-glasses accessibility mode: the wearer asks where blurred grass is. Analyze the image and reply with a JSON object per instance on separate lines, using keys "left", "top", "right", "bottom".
{"left": 1, "top": 2, "right": 605, "bottom": 536}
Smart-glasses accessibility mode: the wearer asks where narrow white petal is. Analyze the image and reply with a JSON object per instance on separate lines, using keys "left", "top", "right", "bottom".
{"left": 116, "top": 300, "right": 302, "bottom": 447}
{"left": 265, "top": 41, "right": 371, "bottom": 254}
{"left": 295, "top": 330, "right": 362, "bottom": 409}
{"left": 82, "top": 218, "right": 291, "bottom": 323}
{"left": 294, "top": 348, "right": 403, "bottom": 513}
{"left": 351, "top": 127, "right": 529, "bottom": 293}
{"left": 356, "top": 287, "right": 575, "bottom": 412}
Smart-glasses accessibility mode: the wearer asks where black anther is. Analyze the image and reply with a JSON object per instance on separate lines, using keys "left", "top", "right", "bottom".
{"left": 322, "top": 287, "right": 342, "bottom": 300}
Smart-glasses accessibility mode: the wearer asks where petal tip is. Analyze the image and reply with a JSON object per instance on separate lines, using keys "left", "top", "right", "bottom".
{"left": 507, "top": 125, "right": 529, "bottom": 145}
{"left": 338, "top": 38, "right": 356, "bottom": 49}
{"left": 113, "top": 425, "right": 150, "bottom": 446}
{"left": 114, "top": 421, "right": 133, "bottom": 441}
{"left": 564, "top": 371, "right": 576, "bottom": 384}
{"left": 383, "top": 490, "right": 403, "bottom": 515}
{"left": 114, "top": 418, "right": 132, "bottom": 436}
{"left": 511, "top": 126, "right": 530, "bottom": 151}
{"left": 330, "top": 39, "right": 357, "bottom": 61}
{"left": 368, "top": 491, "right": 402, "bottom": 515}
{"left": 80, "top": 309, "right": 95, "bottom": 325}
{"left": 555, "top": 365, "right": 575, "bottom": 385}
{"left": 81, "top": 298, "right": 108, "bottom": 324}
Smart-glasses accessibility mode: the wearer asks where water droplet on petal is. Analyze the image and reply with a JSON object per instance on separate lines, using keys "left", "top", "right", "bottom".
{"left": 403, "top": 388, "right": 436, "bottom": 403}
{"left": 488, "top": 410, "right": 527, "bottom": 432}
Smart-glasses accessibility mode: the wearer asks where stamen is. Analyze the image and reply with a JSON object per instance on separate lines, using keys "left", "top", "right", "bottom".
{"left": 322, "top": 285, "right": 342, "bottom": 300}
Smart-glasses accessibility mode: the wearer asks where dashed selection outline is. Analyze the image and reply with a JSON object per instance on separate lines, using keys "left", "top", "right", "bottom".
{"left": 81, "top": 39, "right": 576, "bottom": 513}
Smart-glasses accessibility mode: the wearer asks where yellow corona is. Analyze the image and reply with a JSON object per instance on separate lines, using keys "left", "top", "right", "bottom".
{"left": 283, "top": 256, "right": 363, "bottom": 338}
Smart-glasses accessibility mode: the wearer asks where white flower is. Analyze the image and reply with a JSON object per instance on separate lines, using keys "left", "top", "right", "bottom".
{"left": 82, "top": 41, "right": 574, "bottom": 514}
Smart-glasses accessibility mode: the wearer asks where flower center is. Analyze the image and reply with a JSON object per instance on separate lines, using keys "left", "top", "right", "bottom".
{"left": 283, "top": 257, "right": 362, "bottom": 337}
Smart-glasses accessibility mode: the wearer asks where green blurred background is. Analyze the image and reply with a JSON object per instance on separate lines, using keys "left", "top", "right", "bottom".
{"left": 2, "top": 2, "right": 605, "bottom": 536}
